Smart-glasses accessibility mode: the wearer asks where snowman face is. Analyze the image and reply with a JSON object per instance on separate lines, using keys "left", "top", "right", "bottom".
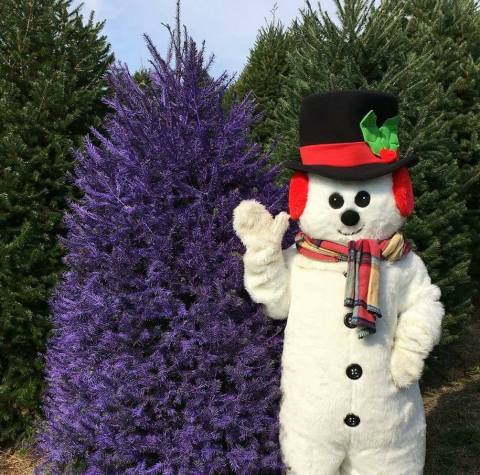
{"left": 299, "top": 173, "right": 404, "bottom": 244}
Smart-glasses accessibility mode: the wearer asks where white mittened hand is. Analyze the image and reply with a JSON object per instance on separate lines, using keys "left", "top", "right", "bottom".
{"left": 390, "top": 348, "right": 425, "bottom": 389}
{"left": 233, "top": 200, "right": 291, "bottom": 319}
{"left": 233, "top": 200, "right": 290, "bottom": 250}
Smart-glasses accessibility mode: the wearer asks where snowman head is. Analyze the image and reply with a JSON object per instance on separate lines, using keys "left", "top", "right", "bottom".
{"left": 289, "top": 168, "right": 414, "bottom": 244}
{"left": 285, "top": 90, "right": 418, "bottom": 242}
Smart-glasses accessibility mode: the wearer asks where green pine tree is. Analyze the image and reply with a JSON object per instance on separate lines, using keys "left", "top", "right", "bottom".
{"left": 0, "top": 0, "right": 113, "bottom": 444}
{"left": 133, "top": 69, "right": 151, "bottom": 88}
{"left": 262, "top": 0, "right": 473, "bottom": 351}
{"left": 404, "top": 0, "right": 480, "bottom": 287}
{"left": 226, "top": 19, "right": 292, "bottom": 145}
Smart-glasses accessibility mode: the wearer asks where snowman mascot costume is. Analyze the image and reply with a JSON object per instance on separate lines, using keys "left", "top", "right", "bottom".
{"left": 233, "top": 91, "right": 444, "bottom": 475}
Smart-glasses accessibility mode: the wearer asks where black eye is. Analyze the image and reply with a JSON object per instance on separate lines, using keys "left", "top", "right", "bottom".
{"left": 355, "top": 191, "right": 370, "bottom": 208}
{"left": 329, "top": 192, "right": 344, "bottom": 209}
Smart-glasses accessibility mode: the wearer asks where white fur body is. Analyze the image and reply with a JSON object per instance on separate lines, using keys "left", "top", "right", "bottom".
{"left": 233, "top": 174, "right": 444, "bottom": 475}
{"left": 278, "top": 246, "right": 441, "bottom": 474}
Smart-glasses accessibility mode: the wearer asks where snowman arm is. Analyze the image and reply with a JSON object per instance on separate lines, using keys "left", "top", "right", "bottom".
{"left": 390, "top": 253, "right": 444, "bottom": 388}
{"left": 242, "top": 245, "right": 293, "bottom": 320}
{"left": 233, "top": 200, "right": 292, "bottom": 320}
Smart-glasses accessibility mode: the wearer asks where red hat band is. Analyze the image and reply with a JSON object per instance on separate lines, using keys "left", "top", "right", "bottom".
{"left": 299, "top": 141, "right": 399, "bottom": 168}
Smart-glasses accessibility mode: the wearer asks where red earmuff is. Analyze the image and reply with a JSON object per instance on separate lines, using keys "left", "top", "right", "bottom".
{"left": 392, "top": 167, "right": 414, "bottom": 217}
{"left": 288, "top": 171, "right": 309, "bottom": 220}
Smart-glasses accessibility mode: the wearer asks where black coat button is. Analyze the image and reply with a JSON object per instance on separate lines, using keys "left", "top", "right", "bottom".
{"left": 346, "top": 364, "right": 363, "bottom": 380}
{"left": 344, "top": 313, "right": 356, "bottom": 329}
{"left": 344, "top": 413, "right": 360, "bottom": 427}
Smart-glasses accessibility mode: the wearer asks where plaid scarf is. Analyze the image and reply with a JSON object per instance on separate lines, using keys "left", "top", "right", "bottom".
{"left": 295, "top": 231, "right": 411, "bottom": 338}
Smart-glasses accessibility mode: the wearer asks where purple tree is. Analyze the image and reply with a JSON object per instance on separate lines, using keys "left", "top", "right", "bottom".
{"left": 37, "top": 33, "right": 286, "bottom": 474}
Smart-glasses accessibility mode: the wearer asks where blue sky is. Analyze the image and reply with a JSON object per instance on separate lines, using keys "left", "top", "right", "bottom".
{"left": 74, "top": 0, "right": 336, "bottom": 78}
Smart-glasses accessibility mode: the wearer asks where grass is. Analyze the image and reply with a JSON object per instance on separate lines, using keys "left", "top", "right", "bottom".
{"left": 0, "top": 449, "right": 36, "bottom": 475}
{"left": 423, "top": 315, "right": 480, "bottom": 475}
{"left": 424, "top": 372, "right": 480, "bottom": 475}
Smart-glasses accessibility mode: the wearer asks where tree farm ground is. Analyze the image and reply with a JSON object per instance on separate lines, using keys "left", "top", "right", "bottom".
{"left": 1, "top": 320, "right": 479, "bottom": 475}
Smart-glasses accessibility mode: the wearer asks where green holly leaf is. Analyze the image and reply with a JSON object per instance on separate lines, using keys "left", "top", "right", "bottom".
{"left": 380, "top": 116, "right": 399, "bottom": 150}
{"left": 360, "top": 110, "right": 399, "bottom": 155}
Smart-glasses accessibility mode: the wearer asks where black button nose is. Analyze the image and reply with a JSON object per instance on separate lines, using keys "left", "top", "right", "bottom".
{"left": 341, "top": 209, "right": 360, "bottom": 226}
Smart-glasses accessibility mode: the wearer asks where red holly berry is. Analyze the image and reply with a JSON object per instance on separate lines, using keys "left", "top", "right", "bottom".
{"left": 379, "top": 148, "right": 398, "bottom": 161}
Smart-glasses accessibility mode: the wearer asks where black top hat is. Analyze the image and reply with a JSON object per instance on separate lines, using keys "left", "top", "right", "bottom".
{"left": 285, "top": 90, "right": 418, "bottom": 180}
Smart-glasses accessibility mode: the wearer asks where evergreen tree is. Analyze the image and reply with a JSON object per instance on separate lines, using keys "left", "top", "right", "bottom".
{"left": 267, "top": 0, "right": 472, "bottom": 348}
{"left": 226, "top": 19, "right": 292, "bottom": 146}
{"left": 404, "top": 0, "right": 480, "bottom": 286}
{"left": 133, "top": 68, "right": 151, "bottom": 88}
{"left": 38, "top": 34, "right": 285, "bottom": 473}
{"left": 0, "top": 0, "right": 113, "bottom": 443}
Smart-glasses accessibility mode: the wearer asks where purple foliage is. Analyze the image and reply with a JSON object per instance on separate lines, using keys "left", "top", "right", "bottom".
{"left": 37, "top": 34, "right": 287, "bottom": 474}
